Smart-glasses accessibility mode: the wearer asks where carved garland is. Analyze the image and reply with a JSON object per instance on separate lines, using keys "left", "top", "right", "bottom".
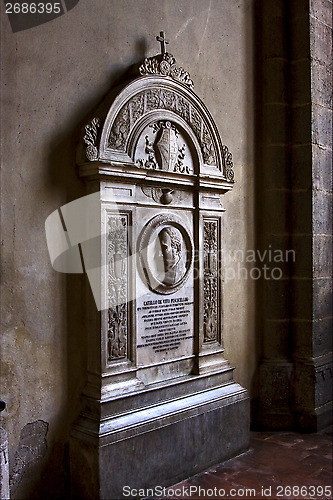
{"left": 107, "top": 214, "right": 128, "bottom": 362}
{"left": 203, "top": 219, "right": 220, "bottom": 343}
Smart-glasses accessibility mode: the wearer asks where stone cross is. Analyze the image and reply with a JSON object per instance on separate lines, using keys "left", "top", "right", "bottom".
{"left": 156, "top": 31, "right": 169, "bottom": 54}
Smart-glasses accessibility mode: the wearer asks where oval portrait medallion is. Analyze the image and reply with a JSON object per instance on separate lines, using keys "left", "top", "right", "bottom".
{"left": 138, "top": 214, "right": 193, "bottom": 295}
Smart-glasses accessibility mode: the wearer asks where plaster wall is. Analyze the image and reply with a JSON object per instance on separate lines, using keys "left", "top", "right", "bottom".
{"left": 0, "top": 0, "right": 255, "bottom": 496}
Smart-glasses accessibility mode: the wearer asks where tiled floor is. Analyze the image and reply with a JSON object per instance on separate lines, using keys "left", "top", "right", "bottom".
{"left": 159, "top": 428, "right": 333, "bottom": 500}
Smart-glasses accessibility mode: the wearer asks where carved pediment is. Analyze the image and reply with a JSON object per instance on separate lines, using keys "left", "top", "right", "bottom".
{"left": 79, "top": 32, "right": 234, "bottom": 187}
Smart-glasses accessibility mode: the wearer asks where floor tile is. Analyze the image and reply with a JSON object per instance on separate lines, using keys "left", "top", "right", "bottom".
{"left": 154, "top": 429, "right": 333, "bottom": 500}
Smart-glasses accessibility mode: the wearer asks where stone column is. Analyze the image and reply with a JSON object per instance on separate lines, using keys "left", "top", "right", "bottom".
{"left": 257, "top": 0, "right": 332, "bottom": 431}
{"left": 257, "top": 0, "right": 294, "bottom": 429}
{"left": 290, "top": 0, "right": 333, "bottom": 431}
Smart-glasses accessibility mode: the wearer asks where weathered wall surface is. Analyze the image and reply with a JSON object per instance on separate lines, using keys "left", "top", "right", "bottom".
{"left": 0, "top": 0, "right": 255, "bottom": 496}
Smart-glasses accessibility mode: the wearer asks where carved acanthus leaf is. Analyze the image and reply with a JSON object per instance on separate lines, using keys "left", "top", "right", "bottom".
{"left": 222, "top": 145, "right": 235, "bottom": 182}
{"left": 83, "top": 117, "right": 100, "bottom": 161}
{"left": 139, "top": 53, "right": 194, "bottom": 89}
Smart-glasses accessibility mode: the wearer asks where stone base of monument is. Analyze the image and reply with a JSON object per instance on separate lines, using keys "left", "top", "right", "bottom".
{"left": 70, "top": 370, "right": 249, "bottom": 499}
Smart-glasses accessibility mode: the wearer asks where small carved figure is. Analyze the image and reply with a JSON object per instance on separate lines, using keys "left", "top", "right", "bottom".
{"left": 144, "top": 135, "right": 158, "bottom": 169}
{"left": 174, "top": 144, "right": 191, "bottom": 174}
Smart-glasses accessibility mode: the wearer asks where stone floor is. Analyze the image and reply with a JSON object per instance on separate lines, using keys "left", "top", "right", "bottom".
{"left": 157, "top": 428, "right": 333, "bottom": 500}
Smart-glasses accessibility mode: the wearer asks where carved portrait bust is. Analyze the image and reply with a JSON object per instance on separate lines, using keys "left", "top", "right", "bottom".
{"left": 138, "top": 214, "right": 193, "bottom": 295}
{"left": 157, "top": 226, "right": 186, "bottom": 286}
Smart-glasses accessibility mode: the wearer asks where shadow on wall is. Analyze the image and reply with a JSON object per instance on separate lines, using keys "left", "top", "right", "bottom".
{"left": 250, "top": 0, "right": 264, "bottom": 428}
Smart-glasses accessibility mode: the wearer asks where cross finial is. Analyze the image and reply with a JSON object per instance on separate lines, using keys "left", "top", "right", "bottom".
{"left": 156, "top": 31, "right": 169, "bottom": 55}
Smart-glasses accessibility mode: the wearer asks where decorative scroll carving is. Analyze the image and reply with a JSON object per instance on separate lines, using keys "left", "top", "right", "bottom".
{"left": 190, "top": 107, "right": 202, "bottom": 144}
{"left": 107, "top": 214, "right": 128, "bottom": 361}
{"left": 136, "top": 121, "right": 191, "bottom": 173}
{"left": 83, "top": 118, "right": 100, "bottom": 161}
{"left": 203, "top": 219, "right": 219, "bottom": 343}
{"left": 222, "top": 145, "right": 235, "bottom": 182}
{"left": 139, "top": 52, "right": 194, "bottom": 89}
{"left": 108, "top": 89, "right": 217, "bottom": 167}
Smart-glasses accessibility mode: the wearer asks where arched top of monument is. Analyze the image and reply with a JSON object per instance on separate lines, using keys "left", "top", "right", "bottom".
{"left": 78, "top": 32, "right": 234, "bottom": 187}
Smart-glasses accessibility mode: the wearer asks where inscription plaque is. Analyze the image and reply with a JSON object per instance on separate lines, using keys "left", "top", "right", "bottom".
{"left": 137, "top": 296, "right": 194, "bottom": 355}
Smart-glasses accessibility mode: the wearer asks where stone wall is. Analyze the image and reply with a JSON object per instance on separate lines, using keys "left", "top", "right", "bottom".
{"left": 0, "top": 0, "right": 255, "bottom": 497}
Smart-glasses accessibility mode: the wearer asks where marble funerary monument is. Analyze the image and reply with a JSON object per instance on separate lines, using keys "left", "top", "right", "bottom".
{"left": 71, "top": 33, "right": 249, "bottom": 498}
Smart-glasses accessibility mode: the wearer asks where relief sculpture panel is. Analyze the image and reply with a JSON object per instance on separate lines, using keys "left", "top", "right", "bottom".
{"left": 107, "top": 214, "right": 129, "bottom": 362}
{"left": 203, "top": 218, "right": 220, "bottom": 344}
